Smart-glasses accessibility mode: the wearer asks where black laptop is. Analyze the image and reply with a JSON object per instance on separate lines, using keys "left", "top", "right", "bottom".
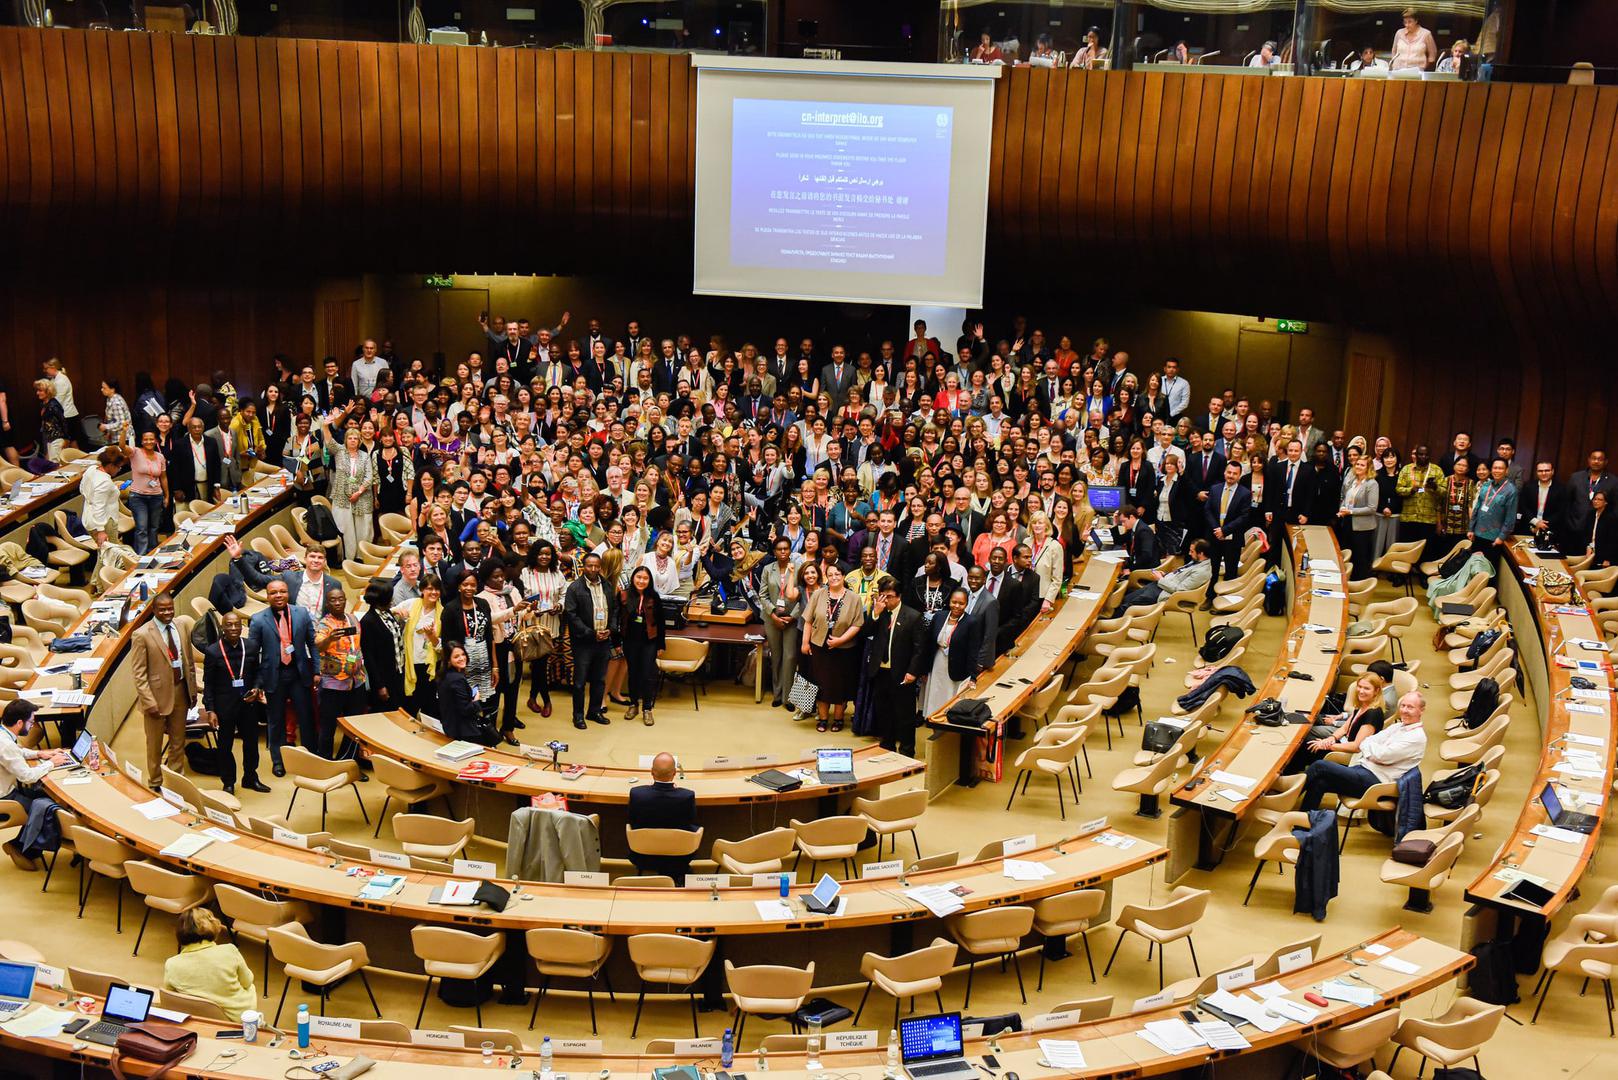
{"left": 1540, "top": 782, "right": 1600, "bottom": 834}
{"left": 81, "top": 983, "right": 155, "bottom": 1046}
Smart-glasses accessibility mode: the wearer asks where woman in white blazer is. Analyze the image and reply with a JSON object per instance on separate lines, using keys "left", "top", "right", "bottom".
{"left": 1026, "top": 511, "right": 1066, "bottom": 611}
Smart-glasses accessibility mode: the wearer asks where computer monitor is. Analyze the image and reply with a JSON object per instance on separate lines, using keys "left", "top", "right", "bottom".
{"left": 102, "top": 984, "right": 154, "bottom": 1025}
{"left": 1086, "top": 485, "right": 1123, "bottom": 513}
{"left": 899, "top": 1013, "right": 964, "bottom": 1064}
{"left": 816, "top": 748, "right": 853, "bottom": 774}
{"left": 0, "top": 960, "right": 35, "bottom": 1001}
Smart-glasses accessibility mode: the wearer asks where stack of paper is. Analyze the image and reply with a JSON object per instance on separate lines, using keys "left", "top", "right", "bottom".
{"left": 1091, "top": 832, "right": 1138, "bottom": 850}
{"left": 434, "top": 741, "right": 486, "bottom": 762}
{"left": 1202, "top": 990, "right": 1286, "bottom": 1033}
{"left": 50, "top": 689, "right": 94, "bottom": 708}
{"left": 1002, "top": 859, "right": 1055, "bottom": 881}
{"left": 753, "top": 900, "right": 793, "bottom": 921}
{"left": 134, "top": 798, "right": 181, "bottom": 821}
{"left": 1037, "top": 1040, "right": 1087, "bottom": 1069}
{"left": 1264, "top": 998, "right": 1321, "bottom": 1024}
{"left": 1319, "top": 979, "right": 1378, "bottom": 1006}
{"left": 358, "top": 874, "right": 406, "bottom": 900}
{"left": 159, "top": 834, "right": 212, "bottom": 859}
{"left": 905, "top": 884, "right": 965, "bottom": 918}
{"left": 1193, "top": 1021, "right": 1251, "bottom": 1050}
{"left": 1139, "top": 1019, "right": 1205, "bottom": 1054}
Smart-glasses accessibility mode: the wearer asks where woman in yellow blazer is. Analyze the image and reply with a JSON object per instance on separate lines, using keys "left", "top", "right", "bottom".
{"left": 394, "top": 575, "right": 443, "bottom": 715}
{"left": 162, "top": 909, "right": 256, "bottom": 1021}
{"left": 801, "top": 562, "right": 865, "bottom": 732}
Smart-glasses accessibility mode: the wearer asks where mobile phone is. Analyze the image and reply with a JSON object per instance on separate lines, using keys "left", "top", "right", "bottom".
{"left": 63, "top": 1018, "right": 90, "bottom": 1035}
{"left": 215, "top": 1029, "right": 245, "bottom": 1039}
{"left": 1180, "top": 1010, "right": 1199, "bottom": 1024}
{"left": 982, "top": 1056, "right": 1000, "bottom": 1072}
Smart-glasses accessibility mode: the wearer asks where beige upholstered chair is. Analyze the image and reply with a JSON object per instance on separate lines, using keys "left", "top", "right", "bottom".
{"left": 378, "top": 513, "right": 414, "bottom": 544}
{"left": 614, "top": 874, "right": 676, "bottom": 887}
{"left": 267, "top": 923, "right": 380, "bottom": 1025}
{"left": 1378, "top": 831, "right": 1466, "bottom": 912}
{"left": 1243, "top": 811, "right": 1306, "bottom": 906}
{"left": 215, "top": 883, "right": 316, "bottom": 984}
{"left": 22, "top": 597, "right": 77, "bottom": 638}
{"left": 1110, "top": 727, "right": 1195, "bottom": 817}
{"left": 626, "top": 826, "right": 704, "bottom": 879}
{"left": 788, "top": 816, "right": 867, "bottom": 879}
{"left": 656, "top": 637, "right": 710, "bottom": 709}
{"left": 393, "top": 814, "right": 475, "bottom": 861}
{"left": 1449, "top": 648, "right": 1514, "bottom": 693}
{"left": 1439, "top": 711, "right": 1512, "bottom": 766}
{"left": 124, "top": 861, "right": 214, "bottom": 955}
{"left": 157, "top": 988, "right": 228, "bottom": 1020}
{"left": 908, "top": 851, "right": 959, "bottom": 874}
{"left": 1372, "top": 539, "right": 1427, "bottom": 594}
{"left": 1335, "top": 779, "right": 1400, "bottom": 852}
{"left": 357, "top": 1020, "right": 412, "bottom": 1041}
{"left": 370, "top": 753, "right": 453, "bottom": 836}
{"left": 525, "top": 928, "right": 614, "bottom": 1034}
{"left": 1531, "top": 911, "right": 1618, "bottom": 1034}
{"left": 1032, "top": 888, "right": 1107, "bottom": 988}
{"left": 1068, "top": 668, "right": 1135, "bottom": 748}
{"left": 854, "top": 937, "right": 956, "bottom": 1027}
{"left": 160, "top": 765, "right": 241, "bottom": 817}
{"left": 948, "top": 905, "right": 1035, "bottom": 1006}
{"left": 1296, "top": 1009, "right": 1400, "bottom": 1076}
{"left": 1102, "top": 886, "right": 1210, "bottom": 989}
{"left": 1419, "top": 537, "right": 1469, "bottom": 577}
{"left": 724, "top": 960, "right": 815, "bottom": 1044}
{"left": 853, "top": 790, "right": 928, "bottom": 861}
{"left": 1005, "top": 729, "right": 1086, "bottom": 817}
{"left": 1252, "top": 774, "right": 1307, "bottom": 827}
{"left": 628, "top": 933, "right": 716, "bottom": 1038}
{"left": 70, "top": 826, "right": 137, "bottom": 930}
{"left": 1425, "top": 766, "right": 1499, "bottom": 824}
{"left": 1389, "top": 998, "right": 1505, "bottom": 1075}
{"left": 1047, "top": 995, "right": 1113, "bottom": 1021}
{"left": 411, "top": 926, "right": 505, "bottom": 1027}
{"left": 282, "top": 746, "right": 368, "bottom": 830}
{"left": 712, "top": 827, "right": 797, "bottom": 876}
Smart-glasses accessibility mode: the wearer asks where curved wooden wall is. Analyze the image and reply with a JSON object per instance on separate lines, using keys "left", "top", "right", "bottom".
{"left": 0, "top": 29, "right": 1614, "bottom": 466}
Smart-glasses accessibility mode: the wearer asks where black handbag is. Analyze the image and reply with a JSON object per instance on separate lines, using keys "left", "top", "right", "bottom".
{"left": 1141, "top": 721, "right": 1180, "bottom": 754}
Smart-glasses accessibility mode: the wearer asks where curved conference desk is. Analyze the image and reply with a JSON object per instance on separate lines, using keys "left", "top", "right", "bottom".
{"left": 338, "top": 711, "right": 924, "bottom": 852}
{"left": 0, "top": 455, "right": 98, "bottom": 548}
{"left": 19, "top": 471, "right": 296, "bottom": 739}
{"left": 1165, "top": 525, "right": 1348, "bottom": 880}
{"left": 0, "top": 928, "right": 1470, "bottom": 1078}
{"left": 1461, "top": 542, "right": 1617, "bottom": 965}
{"left": 925, "top": 552, "right": 1121, "bottom": 793}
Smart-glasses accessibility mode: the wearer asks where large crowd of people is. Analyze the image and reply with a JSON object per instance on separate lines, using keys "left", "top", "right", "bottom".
{"left": 16, "top": 310, "right": 1611, "bottom": 792}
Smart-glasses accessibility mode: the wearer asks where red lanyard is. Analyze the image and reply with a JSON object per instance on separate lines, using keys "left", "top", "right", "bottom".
{"left": 219, "top": 641, "right": 244, "bottom": 680}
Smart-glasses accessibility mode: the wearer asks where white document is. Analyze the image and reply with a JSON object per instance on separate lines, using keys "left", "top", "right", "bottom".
{"left": 50, "top": 690, "right": 94, "bottom": 707}
{"left": 201, "top": 827, "right": 237, "bottom": 843}
{"left": 1037, "top": 1040, "right": 1088, "bottom": 1069}
{"left": 1250, "top": 982, "right": 1289, "bottom": 1001}
{"left": 159, "top": 834, "right": 212, "bottom": 859}
{"left": 433, "top": 880, "right": 481, "bottom": 905}
{"left": 753, "top": 900, "right": 793, "bottom": 921}
{"left": 1531, "top": 824, "right": 1587, "bottom": 846}
{"left": 69, "top": 657, "right": 105, "bottom": 674}
{"left": 1362, "top": 943, "right": 1392, "bottom": 956}
{"left": 134, "top": 798, "right": 181, "bottom": 820}
{"left": 1002, "top": 859, "right": 1055, "bottom": 881}
{"left": 1264, "top": 997, "right": 1320, "bottom": 1024}
{"left": 1378, "top": 956, "right": 1422, "bottom": 975}
{"left": 1216, "top": 788, "right": 1246, "bottom": 802}
{"left": 1092, "top": 831, "right": 1138, "bottom": 850}
{"left": 1567, "top": 702, "right": 1604, "bottom": 716}
{"left": 1209, "top": 770, "right": 1256, "bottom": 788}
{"left": 904, "top": 884, "right": 965, "bottom": 918}
{"left": 1193, "top": 1020, "right": 1251, "bottom": 1050}
{"left": 1141, "top": 1019, "right": 1205, "bottom": 1053}
{"left": 1, "top": 1006, "right": 78, "bottom": 1038}
{"left": 1320, "top": 979, "right": 1377, "bottom": 1006}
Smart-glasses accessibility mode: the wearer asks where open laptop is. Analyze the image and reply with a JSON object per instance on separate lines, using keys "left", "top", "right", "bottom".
{"left": 815, "top": 747, "right": 856, "bottom": 785}
{"left": 804, "top": 873, "right": 843, "bottom": 915}
{"left": 899, "top": 1013, "right": 977, "bottom": 1080}
{"left": 81, "top": 983, "right": 155, "bottom": 1046}
{"left": 0, "top": 960, "right": 36, "bottom": 1015}
{"left": 1541, "top": 782, "right": 1600, "bottom": 834}
{"left": 53, "top": 730, "right": 94, "bottom": 771}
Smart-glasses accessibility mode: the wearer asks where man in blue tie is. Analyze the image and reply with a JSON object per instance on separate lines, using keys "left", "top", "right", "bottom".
{"left": 1263, "top": 437, "right": 1317, "bottom": 565}
{"left": 1203, "top": 462, "right": 1253, "bottom": 607}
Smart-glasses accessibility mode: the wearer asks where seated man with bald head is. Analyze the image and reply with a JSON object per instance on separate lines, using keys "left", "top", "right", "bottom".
{"left": 1301, "top": 691, "right": 1428, "bottom": 812}
{"left": 627, "top": 752, "right": 697, "bottom": 882}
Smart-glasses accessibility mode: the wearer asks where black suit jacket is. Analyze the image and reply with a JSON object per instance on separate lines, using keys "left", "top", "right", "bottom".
{"left": 991, "top": 571, "right": 1038, "bottom": 654}
{"left": 1518, "top": 480, "right": 1571, "bottom": 540}
{"left": 563, "top": 576, "right": 621, "bottom": 647}
{"left": 1154, "top": 476, "right": 1197, "bottom": 530}
{"left": 946, "top": 509, "right": 985, "bottom": 549}
{"left": 1263, "top": 458, "right": 1317, "bottom": 522}
{"left": 1591, "top": 512, "right": 1618, "bottom": 569}
{"left": 1185, "top": 451, "right": 1227, "bottom": 494}
{"left": 966, "top": 591, "right": 999, "bottom": 666}
{"left": 917, "top": 612, "right": 990, "bottom": 683}
{"left": 1567, "top": 471, "right": 1618, "bottom": 535}
{"left": 863, "top": 604, "right": 927, "bottom": 682}
{"left": 628, "top": 781, "right": 698, "bottom": 880}
{"left": 171, "top": 435, "right": 223, "bottom": 501}
{"left": 202, "top": 638, "right": 260, "bottom": 717}
{"left": 1205, "top": 482, "right": 1254, "bottom": 539}
{"left": 316, "top": 378, "right": 353, "bottom": 412}
{"left": 1118, "top": 460, "right": 1157, "bottom": 510}
{"left": 1124, "top": 520, "right": 1160, "bottom": 570}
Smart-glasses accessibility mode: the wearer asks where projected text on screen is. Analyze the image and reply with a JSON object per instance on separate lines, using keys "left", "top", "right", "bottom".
{"left": 730, "top": 99, "right": 954, "bottom": 275}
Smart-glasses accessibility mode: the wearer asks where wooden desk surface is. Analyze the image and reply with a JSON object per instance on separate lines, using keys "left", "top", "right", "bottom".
{"left": 19, "top": 472, "right": 294, "bottom": 718}
{"left": 0, "top": 457, "right": 94, "bottom": 534}
{"left": 339, "top": 711, "right": 923, "bottom": 806}
{"left": 0, "top": 927, "right": 1467, "bottom": 1077}
{"left": 46, "top": 764, "right": 1164, "bottom": 938}
{"left": 928, "top": 553, "right": 1121, "bottom": 725}
{"left": 1170, "top": 526, "right": 1348, "bottom": 818}
{"left": 1463, "top": 545, "right": 1616, "bottom": 917}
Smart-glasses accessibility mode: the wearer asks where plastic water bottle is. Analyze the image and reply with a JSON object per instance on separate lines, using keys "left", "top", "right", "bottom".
{"left": 778, "top": 873, "right": 790, "bottom": 901}
{"left": 296, "top": 1004, "right": 310, "bottom": 1049}
{"left": 540, "top": 1036, "right": 553, "bottom": 1078}
{"left": 887, "top": 1029, "right": 899, "bottom": 1077}
{"left": 721, "top": 1028, "right": 734, "bottom": 1068}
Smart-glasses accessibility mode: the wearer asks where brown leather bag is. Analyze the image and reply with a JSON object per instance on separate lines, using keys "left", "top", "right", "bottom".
{"left": 109, "top": 1021, "right": 198, "bottom": 1080}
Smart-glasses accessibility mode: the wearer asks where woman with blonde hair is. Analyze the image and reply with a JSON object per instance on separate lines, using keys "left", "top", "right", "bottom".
{"left": 1026, "top": 511, "right": 1065, "bottom": 611}
{"left": 1290, "top": 672, "right": 1387, "bottom": 772}
{"left": 162, "top": 908, "right": 257, "bottom": 1021}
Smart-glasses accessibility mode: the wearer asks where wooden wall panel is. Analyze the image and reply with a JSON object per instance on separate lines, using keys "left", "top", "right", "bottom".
{"left": 0, "top": 31, "right": 1614, "bottom": 469}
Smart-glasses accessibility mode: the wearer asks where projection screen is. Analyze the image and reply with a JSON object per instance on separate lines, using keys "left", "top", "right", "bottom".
{"left": 692, "top": 56, "right": 1001, "bottom": 308}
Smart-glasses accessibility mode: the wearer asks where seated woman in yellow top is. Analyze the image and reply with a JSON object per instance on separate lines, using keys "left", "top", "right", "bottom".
{"left": 162, "top": 909, "right": 257, "bottom": 1021}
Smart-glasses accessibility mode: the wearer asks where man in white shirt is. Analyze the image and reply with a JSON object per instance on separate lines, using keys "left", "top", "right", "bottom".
{"left": 0, "top": 700, "right": 70, "bottom": 870}
{"left": 350, "top": 339, "right": 388, "bottom": 400}
{"left": 1161, "top": 357, "right": 1190, "bottom": 420}
{"left": 78, "top": 445, "right": 125, "bottom": 546}
{"left": 1146, "top": 424, "right": 1187, "bottom": 471}
{"left": 1301, "top": 691, "right": 1428, "bottom": 810}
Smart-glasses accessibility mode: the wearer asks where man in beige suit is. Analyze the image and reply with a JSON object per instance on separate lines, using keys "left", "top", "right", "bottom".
{"left": 129, "top": 593, "right": 199, "bottom": 791}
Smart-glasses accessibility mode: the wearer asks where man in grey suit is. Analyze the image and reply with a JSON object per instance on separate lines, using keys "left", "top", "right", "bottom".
{"left": 1295, "top": 407, "right": 1326, "bottom": 456}
{"left": 281, "top": 547, "right": 343, "bottom": 619}
{"left": 819, "top": 344, "right": 857, "bottom": 403}
{"left": 246, "top": 579, "right": 318, "bottom": 776}
{"left": 758, "top": 537, "right": 802, "bottom": 708}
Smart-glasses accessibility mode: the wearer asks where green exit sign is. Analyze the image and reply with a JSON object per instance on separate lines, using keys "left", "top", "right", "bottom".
{"left": 423, "top": 274, "right": 455, "bottom": 289}
{"left": 1276, "top": 319, "right": 1309, "bottom": 334}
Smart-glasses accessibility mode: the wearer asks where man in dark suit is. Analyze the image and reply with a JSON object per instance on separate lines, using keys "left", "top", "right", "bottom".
{"left": 246, "top": 580, "right": 318, "bottom": 777}
{"left": 1204, "top": 461, "right": 1253, "bottom": 606}
{"left": 1118, "top": 503, "right": 1160, "bottom": 572}
{"left": 1519, "top": 461, "right": 1572, "bottom": 545}
{"left": 819, "top": 345, "right": 857, "bottom": 403}
{"left": 862, "top": 577, "right": 927, "bottom": 756}
{"left": 1034, "top": 361, "right": 1064, "bottom": 415}
{"left": 1263, "top": 437, "right": 1317, "bottom": 566}
{"left": 963, "top": 566, "right": 1000, "bottom": 667}
{"left": 172, "top": 416, "right": 223, "bottom": 503}
{"left": 627, "top": 752, "right": 697, "bottom": 882}
{"left": 1568, "top": 449, "right": 1618, "bottom": 540}
{"left": 316, "top": 357, "right": 353, "bottom": 412}
{"left": 202, "top": 610, "right": 269, "bottom": 795}
{"left": 1184, "top": 432, "right": 1226, "bottom": 542}
{"left": 563, "top": 552, "right": 618, "bottom": 730}
{"left": 1196, "top": 397, "right": 1226, "bottom": 435}
{"left": 945, "top": 488, "right": 985, "bottom": 551}
{"left": 651, "top": 340, "right": 682, "bottom": 395}
{"left": 986, "top": 547, "right": 1037, "bottom": 656}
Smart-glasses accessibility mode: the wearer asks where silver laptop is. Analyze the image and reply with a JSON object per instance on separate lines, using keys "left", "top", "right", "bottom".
{"left": 0, "top": 960, "right": 36, "bottom": 1014}
{"left": 815, "top": 747, "right": 856, "bottom": 785}
{"left": 53, "top": 730, "right": 94, "bottom": 771}
{"left": 900, "top": 1013, "right": 977, "bottom": 1080}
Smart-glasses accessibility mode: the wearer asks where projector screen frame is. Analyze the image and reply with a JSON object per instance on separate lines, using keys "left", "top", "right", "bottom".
{"left": 691, "top": 56, "right": 1002, "bottom": 309}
